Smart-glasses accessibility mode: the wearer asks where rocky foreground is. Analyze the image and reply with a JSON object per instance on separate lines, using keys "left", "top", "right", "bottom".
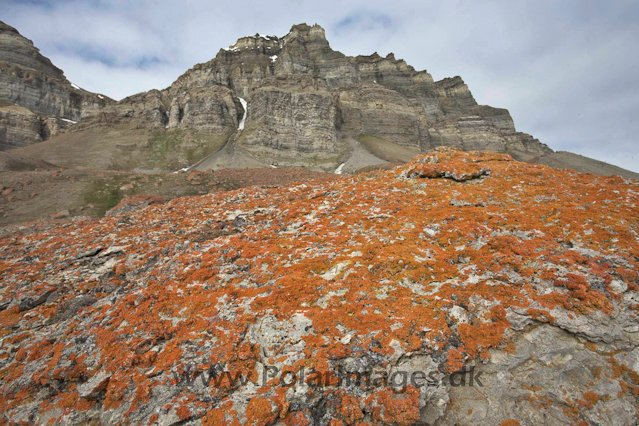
{"left": 0, "top": 148, "right": 638, "bottom": 425}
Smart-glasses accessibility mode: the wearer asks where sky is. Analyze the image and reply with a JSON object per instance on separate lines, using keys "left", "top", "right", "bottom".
{"left": 3, "top": 0, "right": 639, "bottom": 172}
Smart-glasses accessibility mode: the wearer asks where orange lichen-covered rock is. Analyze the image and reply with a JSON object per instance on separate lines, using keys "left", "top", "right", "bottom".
{"left": 0, "top": 150, "right": 637, "bottom": 425}
{"left": 401, "top": 148, "right": 496, "bottom": 181}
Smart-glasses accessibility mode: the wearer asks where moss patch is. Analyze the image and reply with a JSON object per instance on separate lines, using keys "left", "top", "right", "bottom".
{"left": 82, "top": 175, "right": 129, "bottom": 217}
{"left": 145, "top": 129, "right": 230, "bottom": 171}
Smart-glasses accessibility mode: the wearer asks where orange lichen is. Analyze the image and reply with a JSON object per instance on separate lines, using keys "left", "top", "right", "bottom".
{"left": 14, "top": 347, "right": 26, "bottom": 362}
{"left": 202, "top": 408, "right": 226, "bottom": 425}
{"left": 337, "top": 393, "right": 365, "bottom": 424}
{"left": 366, "top": 388, "right": 421, "bottom": 425}
{"left": 0, "top": 150, "right": 637, "bottom": 424}
{"left": 446, "top": 348, "right": 466, "bottom": 372}
{"left": 578, "top": 391, "right": 600, "bottom": 409}
{"left": 176, "top": 405, "right": 191, "bottom": 421}
{"left": 283, "top": 411, "right": 311, "bottom": 426}
{"left": 246, "top": 397, "right": 279, "bottom": 426}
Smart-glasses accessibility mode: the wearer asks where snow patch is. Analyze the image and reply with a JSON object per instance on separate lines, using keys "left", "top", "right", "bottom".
{"left": 335, "top": 163, "right": 346, "bottom": 175}
{"left": 59, "top": 118, "right": 77, "bottom": 124}
{"left": 70, "top": 83, "right": 80, "bottom": 90}
{"left": 238, "top": 97, "right": 248, "bottom": 131}
{"left": 270, "top": 165, "right": 277, "bottom": 169}
{"left": 270, "top": 55, "right": 278, "bottom": 63}
{"left": 97, "top": 94, "right": 104, "bottom": 99}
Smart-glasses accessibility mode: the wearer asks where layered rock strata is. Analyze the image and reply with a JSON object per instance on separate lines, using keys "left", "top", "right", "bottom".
{"left": 156, "top": 24, "right": 551, "bottom": 166}
{"left": 0, "top": 21, "right": 113, "bottom": 149}
{"left": 3, "top": 22, "right": 637, "bottom": 179}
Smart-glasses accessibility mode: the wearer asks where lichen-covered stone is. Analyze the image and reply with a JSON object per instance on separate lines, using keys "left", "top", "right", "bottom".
{"left": 0, "top": 151, "right": 637, "bottom": 424}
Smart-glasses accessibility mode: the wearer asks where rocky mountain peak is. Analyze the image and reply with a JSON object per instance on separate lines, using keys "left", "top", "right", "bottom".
{"left": 225, "top": 33, "right": 281, "bottom": 53}
{"left": 217, "top": 23, "right": 328, "bottom": 58}
{"left": 0, "top": 20, "right": 114, "bottom": 150}
{"left": 283, "top": 22, "right": 328, "bottom": 43}
{"left": 0, "top": 20, "right": 64, "bottom": 78}
{"left": 151, "top": 22, "right": 555, "bottom": 169}
{"left": 0, "top": 21, "right": 17, "bottom": 33}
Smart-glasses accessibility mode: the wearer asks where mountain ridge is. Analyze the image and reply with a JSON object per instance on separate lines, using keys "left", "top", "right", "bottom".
{"left": 0, "top": 21, "right": 114, "bottom": 150}
{"left": 1, "top": 21, "right": 638, "bottom": 180}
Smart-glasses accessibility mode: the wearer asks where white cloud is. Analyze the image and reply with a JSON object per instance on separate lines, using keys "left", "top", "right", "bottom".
{"left": 46, "top": 55, "right": 184, "bottom": 100}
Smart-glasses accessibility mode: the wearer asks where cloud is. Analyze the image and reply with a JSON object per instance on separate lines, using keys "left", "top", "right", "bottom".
{"left": 2, "top": 0, "right": 638, "bottom": 172}
{"left": 45, "top": 55, "right": 184, "bottom": 100}
{"left": 334, "top": 12, "right": 393, "bottom": 32}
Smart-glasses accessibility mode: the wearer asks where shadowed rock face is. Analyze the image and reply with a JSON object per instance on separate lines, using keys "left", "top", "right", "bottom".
{"left": 0, "top": 103, "right": 42, "bottom": 149}
{"left": 238, "top": 75, "right": 341, "bottom": 164}
{"left": 0, "top": 21, "right": 114, "bottom": 150}
{"left": 337, "top": 83, "right": 426, "bottom": 148}
{"left": 166, "top": 86, "right": 243, "bottom": 132}
{"left": 72, "top": 90, "right": 170, "bottom": 131}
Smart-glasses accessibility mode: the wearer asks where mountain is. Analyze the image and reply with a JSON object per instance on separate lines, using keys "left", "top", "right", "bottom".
{"left": 0, "top": 21, "right": 114, "bottom": 150}
{"left": 0, "top": 148, "right": 637, "bottom": 424}
{"left": 1, "top": 22, "right": 637, "bottom": 180}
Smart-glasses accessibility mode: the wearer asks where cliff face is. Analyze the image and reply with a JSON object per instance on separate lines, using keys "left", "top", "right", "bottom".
{"left": 0, "top": 103, "right": 42, "bottom": 149}
{"left": 159, "top": 23, "right": 551, "bottom": 168}
{"left": 47, "top": 23, "right": 548, "bottom": 171}
{"left": 0, "top": 21, "right": 113, "bottom": 150}
{"left": 0, "top": 149, "right": 637, "bottom": 424}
